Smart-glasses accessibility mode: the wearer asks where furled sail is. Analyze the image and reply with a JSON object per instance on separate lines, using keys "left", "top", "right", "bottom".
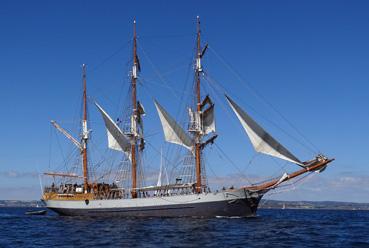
{"left": 188, "top": 95, "right": 216, "bottom": 135}
{"left": 225, "top": 95, "right": 303, "bottom": 166}
{"left": 136, "top": 101, "right": 145, "bottom": 135}
{"left": 188, "top": 108, "right": 201, "bottom": 132}
{"left": 154, "top": 100, "right": 193, "bottom": 150}
{"left": 95, "top": 102, "right": 132, "bottom": 158}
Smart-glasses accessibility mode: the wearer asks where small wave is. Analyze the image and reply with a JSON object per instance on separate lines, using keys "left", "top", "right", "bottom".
{"left": 0, "top": 213, "right": 16, "bottom": 217}
{"left": 215, "top": 215, "right": 245, "bottom": 219}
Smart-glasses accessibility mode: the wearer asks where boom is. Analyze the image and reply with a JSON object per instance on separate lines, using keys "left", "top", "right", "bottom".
{"left": 51, "top": 120, "right": 82, "bottom": 151}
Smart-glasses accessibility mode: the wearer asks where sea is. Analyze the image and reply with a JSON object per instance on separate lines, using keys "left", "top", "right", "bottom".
{"left": 0, "top": 208, "right": 368, "bottom": 247}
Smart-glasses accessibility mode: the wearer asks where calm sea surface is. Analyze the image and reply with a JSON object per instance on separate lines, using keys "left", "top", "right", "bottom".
{"left": 0, "top": 208, "right": 368, "bottom": 247}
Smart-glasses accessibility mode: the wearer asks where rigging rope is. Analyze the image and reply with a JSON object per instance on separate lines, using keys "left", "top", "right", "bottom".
{"left": 138, "top": 40, "right": 196, "bottom": 183}
{"left": 208, "top": 45, "right": 321, "bottom": 154}
{"left": 203, "top": 71, "right": 316, "bottom": 156}
{"left": 203, "top": 75, "right": 279, "bottom": 178}
{"left": 138, "top": 41, "right": 181, "bottom": 99}
{"left": 90, "top": 40, "right": 131, "bottom": 73}
{"left": 204, "top": 72, "right": 314, "bottom": 182}
{"left": 213, "top": 143, "right": 254, "bottom": 185}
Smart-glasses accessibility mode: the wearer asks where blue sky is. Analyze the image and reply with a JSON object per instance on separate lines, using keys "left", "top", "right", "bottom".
{"left": 1, "top": 0, "right": 369, "bottom": 201}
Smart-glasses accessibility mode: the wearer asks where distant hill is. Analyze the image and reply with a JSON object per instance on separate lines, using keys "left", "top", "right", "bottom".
{"left": 260, "top": 199, "right": 369, "bottom": 210}
{"left": 0, "top": 200, "right": 43, "bottom": 208}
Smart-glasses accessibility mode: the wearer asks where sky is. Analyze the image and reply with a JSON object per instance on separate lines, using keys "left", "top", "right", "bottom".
{"left": 1, "top": 0, "right": 369, "bottom": 202}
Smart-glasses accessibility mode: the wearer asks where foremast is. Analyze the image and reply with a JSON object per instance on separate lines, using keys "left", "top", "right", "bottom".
{"left": 131, "top": 19, "right": 140, "bottom": 198}
{"left": 194, "top": 16, "right": 202, "bottom": 193}
{"left": 191, "top": 16, "right": 215, "bottom": 193}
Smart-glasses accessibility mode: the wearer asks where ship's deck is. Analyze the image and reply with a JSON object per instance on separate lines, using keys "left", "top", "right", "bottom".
{"left": 42, "top": 182, "right": 213, "bottom": 201}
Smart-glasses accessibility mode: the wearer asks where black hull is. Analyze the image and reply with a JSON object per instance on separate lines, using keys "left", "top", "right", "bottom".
{"left": 48, "top": 195, "right": 263, "bottom": 218}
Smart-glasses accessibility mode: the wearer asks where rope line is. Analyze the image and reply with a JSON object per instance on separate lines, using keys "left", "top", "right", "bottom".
{"left": 208, "top": 46, "right": 320, "bottom": 154}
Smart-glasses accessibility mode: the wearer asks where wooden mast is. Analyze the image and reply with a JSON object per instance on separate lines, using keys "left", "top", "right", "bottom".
{"left": 131, "top": 20, "right": 138, "bottom": 198}
{"left": 195, "top": 16, "right": 202, "bottom": 193}
{"left": 81, "top": 64, "right": 89, "bottom": 193}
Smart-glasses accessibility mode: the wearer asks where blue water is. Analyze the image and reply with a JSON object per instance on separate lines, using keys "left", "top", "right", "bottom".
{"left": 0, "top": 208, "right": 368, "bottom": 247}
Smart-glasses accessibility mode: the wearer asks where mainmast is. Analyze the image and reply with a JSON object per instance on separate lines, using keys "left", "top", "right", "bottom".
{"left": 131, "top": 20, "right": 138, "bottom": 198}
{"left": 195, "top": 16, "right": 202, "bottom": 193}
{"left": 81, "top": 64, "right": 89, "bottom": 193}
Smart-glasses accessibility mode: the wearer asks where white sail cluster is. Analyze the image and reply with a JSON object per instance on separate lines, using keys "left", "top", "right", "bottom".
{"left": 95, "top": 102, "right": 132, "bottom": 159}
{"left": 154, "top": 100, "right": 193, "bottom": 151}
{"left": 225, "top": 95, "right": 303, "bottom": 166}
{"left": 95, "top": 93, "right": 302, "bottom": 167}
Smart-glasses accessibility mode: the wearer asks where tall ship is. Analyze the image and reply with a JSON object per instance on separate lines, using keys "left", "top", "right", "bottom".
{"left": 42, "top": 18, "right": 334, "bottom": 217}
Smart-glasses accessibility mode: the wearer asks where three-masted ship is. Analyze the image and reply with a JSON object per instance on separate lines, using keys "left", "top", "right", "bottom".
{"left": 42, "top": 18, "right": 334, "bottom": 217}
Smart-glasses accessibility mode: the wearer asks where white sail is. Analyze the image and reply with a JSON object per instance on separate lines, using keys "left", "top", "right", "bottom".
{"left": 275, "top": 172, "right": 289, "bottom": 186}
{"left": 154, "top": 100, "right": 193, "bottom": 151}
{"left": 225, "top": 95, "right": 303, "bottom": 166}
{"left": 157, "top": 165, "right": 162, "bottom": 187}
{"left": 202, "top": 104, "right": 215, "bottom": 134}
{"left": 95, "top": 102, "right": 132, "bottom": 158}
{"left": 157, "top": 148, "right": 169, "bottom": 187}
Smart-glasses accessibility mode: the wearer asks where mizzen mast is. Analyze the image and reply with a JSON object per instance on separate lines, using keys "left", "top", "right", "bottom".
{"left": 47, "top": 65, "right": 90, "bottom": 190}
{"left": 81, "top": 64, "right": 89, "bottom": 193}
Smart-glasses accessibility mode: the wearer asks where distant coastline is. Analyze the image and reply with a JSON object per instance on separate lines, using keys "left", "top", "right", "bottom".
{"left": 0, "top": 200, "right": 42, "bottom": 208}
{"left": 1, "top": 199, "right": 369, "bottom": 210}
{"left": 260, "top": 199, "right": 369, "bottom": 211}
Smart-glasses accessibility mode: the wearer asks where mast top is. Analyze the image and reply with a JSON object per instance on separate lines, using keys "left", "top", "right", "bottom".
{"left": 197, "top": 16, "right": 200, "bottom": 34}
{"left": 82, "top": 64, "right": 86, "bottom": 76}
{"left": 133, "top": 19, "right": 137, "bottom": 36}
